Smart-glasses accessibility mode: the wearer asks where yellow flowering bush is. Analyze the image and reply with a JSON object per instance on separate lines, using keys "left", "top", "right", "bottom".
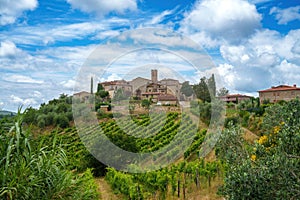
{"left": 250, "top": 154, "right": 256, "bottom": 161}
{"left": 258, "top": 135, "right": 268, "bottom": 145}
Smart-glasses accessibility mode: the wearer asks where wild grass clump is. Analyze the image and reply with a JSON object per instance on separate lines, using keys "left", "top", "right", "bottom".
{"left": 0, "top": 109, "right": 98, "bottom": 200}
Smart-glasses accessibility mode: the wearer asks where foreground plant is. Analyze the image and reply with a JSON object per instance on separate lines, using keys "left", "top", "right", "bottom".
{"left": 217, "top": 100, "right": 300, "bottom": 200}
{"left": 0, "top": 109, "right": 98, "bottom": 200}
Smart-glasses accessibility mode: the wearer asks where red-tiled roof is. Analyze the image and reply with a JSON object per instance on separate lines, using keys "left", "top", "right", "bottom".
{"left": 73, "top": 91, "right": 90, "bottom": 96}
{"left": 258, "top": 85, "right": 300, "bottom": 92}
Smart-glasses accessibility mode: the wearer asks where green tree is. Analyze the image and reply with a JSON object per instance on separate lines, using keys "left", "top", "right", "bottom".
{"left": 54, "top": 114, "right": 69, "bottom": 128}
{"left": 207, "top": 74, "right": 216, "bottom": 98}
{"left": 217, "top": 87, "right": 229, "bottom": 97}
{"left": 96, "top": 84, "right": 109, "bottom": 99}
{"left": 193, "top": 77, "right": 211, "bottom": 102}
{"left": 180, "top": 81, "right": 193, "bottom": 97}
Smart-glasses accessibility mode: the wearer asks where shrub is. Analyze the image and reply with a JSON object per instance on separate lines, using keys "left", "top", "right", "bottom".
{"left": 54, "top": 114, "right": 69, "bottom": 128}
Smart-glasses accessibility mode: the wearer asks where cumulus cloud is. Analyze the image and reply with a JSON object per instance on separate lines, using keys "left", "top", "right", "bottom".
{"left": 0, "top": 41, "right": 20, "bottom": 58}
{"left": 66, "top": 0, "right": 137, "bottom": 16}
{"left": 217, "top": 63, "right": 272, "bottom": 94}
{"left": 273, "top": 60, "right": 300, "bottom": 83}
{"left": 270, "top": 6, "right": 300, "bottom": 25}
{"left": 10, "top": 95, "right": 37, "bottom": 106}
{"left": 60, "top": 79, "right": 76, "bottom": 90}
{"left": 180, "top": 0, "right": 262, "bottom": 46}
{"left": 218, "top": 28, "right": 300, "bottom": 93}
{"left": 222, "top": 29, "right": 300, "bottom": 67}
{"left": 0, "top": 0, "right": 38, "bottom": 25}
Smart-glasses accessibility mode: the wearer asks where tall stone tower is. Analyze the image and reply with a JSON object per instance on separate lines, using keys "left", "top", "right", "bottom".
{"left": 151, "top": 69, "right": 158, "bottom": 83}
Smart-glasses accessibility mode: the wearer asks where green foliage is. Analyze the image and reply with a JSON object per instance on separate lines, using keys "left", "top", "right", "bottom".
{"left": 216, "top": 124, "right": 248, "bottom": 164}
{"left": 54, "top": 114, "right": 69, "bottom": 128}
{"left": 190, "top": 100, "right": 210, "bottom": 124}
{"left": 23, "top": 95, "right": 73, "bottom": 128}
{"left": 105, "top": 159, "right": 222, "bottom": 199}
{"left": 217, "top": 87, "right": 229, "bottom": 97}
{"left": 193, "top": 74, "right": 216, "bottom": 102}
{"left": 184, "top": 129, "right": 207, "bottom": 158}
{"left": 180, "top": 81, "right": 193, "bottom": 97}
{"left": 207, "top": 74, "right": 216, "bottom": 98}
{"left": 193, "top": 77, "right": 211, "bottom": 102}
{"left": 141, "top": 99, "right": 151, "bottom": 109}
{"left": 218, "top": 100, "right": 300, "bottom": 199}
{"left": 224, "top": 116, "right": 239, "bottom": 128}
{"left": 0, "top": 110, "right": 99, "bottom": 200}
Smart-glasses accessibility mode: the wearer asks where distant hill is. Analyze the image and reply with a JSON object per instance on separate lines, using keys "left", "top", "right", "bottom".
{"left": 0, "top": 110, "right": 16, "bottom": 118}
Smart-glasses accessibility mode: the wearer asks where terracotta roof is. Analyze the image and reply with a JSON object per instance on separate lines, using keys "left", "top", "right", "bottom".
{"left": 258, "top": 85, "right": 300, "bottom": 92}
{"left": 157, "top": 94, "right": 177, "bottom": 101}
{"left": 73, "top": 91, "right": 90, "bottom": 96}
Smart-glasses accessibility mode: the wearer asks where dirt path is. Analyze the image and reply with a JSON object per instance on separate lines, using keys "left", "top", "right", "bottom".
{"left": 241, "top": 127, "right": 258, "bottom": 143}
{"left": 95, "top": 177, "right": 122, "bottom": 200}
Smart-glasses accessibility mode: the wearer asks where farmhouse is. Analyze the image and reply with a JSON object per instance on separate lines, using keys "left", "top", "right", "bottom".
{"left": 258, "top": 84, "right": 300, "bottom": 103}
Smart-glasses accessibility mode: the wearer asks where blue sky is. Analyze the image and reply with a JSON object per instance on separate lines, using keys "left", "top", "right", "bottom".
{"left": 0, "top": 0, "right": 300, "bottom": 111}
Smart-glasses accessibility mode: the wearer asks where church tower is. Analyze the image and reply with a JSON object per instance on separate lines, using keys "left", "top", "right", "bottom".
{"left": 151, "top": 69, "right": 158, "bottom": 83}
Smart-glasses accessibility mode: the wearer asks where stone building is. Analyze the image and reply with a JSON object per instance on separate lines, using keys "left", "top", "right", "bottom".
{"left": 99, "top": 80, "right": 132, "bottom": 98}
{"left": 258, "top": 84, "right": 300, "bottom": 103}
{"left": 73, "top": 91, "right": 91, "bottom": 103}
{"left": 98, "top": 69, "right": 183, "bottom": 104}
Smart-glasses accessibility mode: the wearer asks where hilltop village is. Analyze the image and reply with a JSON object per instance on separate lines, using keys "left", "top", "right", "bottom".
{"left": 74, "top": 69, "right": 300, "bottom": 107}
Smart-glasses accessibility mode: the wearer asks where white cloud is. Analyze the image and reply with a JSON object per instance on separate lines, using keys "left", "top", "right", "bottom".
{"left": 148, "top": 8, "right": 177, "bottom": 25}
{"left": 218, "top": 28, "right": 300, "bottom": 93}
{"left": 66, "top": 0, "right": 137, "bottom": 15}
{"left": 180, "top": 0, "right": 262, "bottom": 46}
{"left": 217, "top": 63, "right": 236, "bottom": 89}
{"left": 32, "top": 91, "right": 43, "bottom": 98}
{"left": 3, "top": 75, "right": 44, "bottom": 84}
{"left": 10, "top": 95, "right": 37, "bottom": 106}
{"left": 219, "top": 29, "right": 300, "bottom": 69}
{"left": 100, "top": 73, "right": 123, "bottom": 82}
{"left": 270, "top": 6, "right": 300, "bottom": 25}
{"left": 0, "top": 41, "right": 20, "bottom": 57}
{"left": 0, "top": 19, "right": 131, "bottom": 47}
{"left": 94, "top": 30, "right": 120, "bottom": 40}
{"left": 0, "top": 0, "right": 38, "bottom": 25}
{"left": 273, "top": 60, "right": 300, "bottom": 83}
{"left": 60, "top": 79, "right": 76, "bottom": 90}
